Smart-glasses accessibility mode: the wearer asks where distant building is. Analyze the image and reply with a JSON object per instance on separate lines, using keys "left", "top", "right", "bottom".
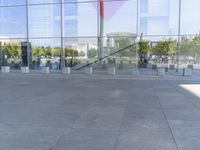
{"left": 139, "top": 0, "right": 178, "bottom": 36}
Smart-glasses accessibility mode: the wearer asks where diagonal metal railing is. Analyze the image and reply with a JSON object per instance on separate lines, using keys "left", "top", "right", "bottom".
{"left": 74, "top": 43, "right": 135, "bottom": 71}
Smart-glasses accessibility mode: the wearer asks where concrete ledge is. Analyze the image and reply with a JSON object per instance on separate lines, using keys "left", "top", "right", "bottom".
{"left": 108, "top": 67, "right": 116, "bottom": 75}
{"left": 1, "top": 66, "right": 10, "bottom": 73}
{"left": 62, "top": 67, "right": 71, "bottom": 75}
{"left": 179, "top": 64, "right": 188, "bottom": 69}
{"left": 183, "top": 68, "right": 192, "bottom": 76}
{"left": 21, "top": 66, "right": 29, "bottom": 73}
{"left": 157, "top": 68, "right": 165, "bottom": 76}
{"left": 85, "top": 67, "right": 92, "bottom": 75}
{"left": 169, "top": 64, "right": 175, "bottom": 70}
{"left": 132, "top": 69, "right": 139, "bottom": 75}
{"left": 152, "top": 64, "right": 157, "bottom": 69}
{"left": 41, "top": 67, "right": 50, "bottom": 74}
{"left": 193, "top": 64, "right": 200, "bottom": 70}
{"left": 157, "top": 64, "right": 169, "bottom": 72}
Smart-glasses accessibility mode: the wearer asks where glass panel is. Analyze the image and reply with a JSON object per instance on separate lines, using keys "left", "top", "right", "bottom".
{"left": 28, "top": 4, "right": 61, "bottom": 38}
{"left": 139, "top": 0, "right": 179, "bottom": 35}
{"left": 0, "top": 0, "right": 25, "bottom": 6}
{"left": 63, "top": 37, "right": 97, "bottom": 67}
{"left": 104, "top": 0, "right": 137, "bottom": 35}
{"left": 181, "top": 0, "right": 200, "bottom": 35}
{"left": 64, "top": 0, "right": 97, "bottom": 2}
{"left": 0, "top": 38, "right": 26, "bottom": 70}
{"left": 179, "top": 34, "right": 200, "bottom": 69}
{"left": 29, "top": 38, "right": 61, "bottom": 70}
{"left": 139, "top": 35, "right": 178, "bottom": 68}
{"left": 0, "top": 6, "right": 27, "bottom": 38}
{"left": 64, "top": 2, "right": 97, "bottom": 37}
{"left": 28, "top": 0, "right": 60, "bottom": 5}
{"left": 101, "top": 36, "right": 137, "bottom": 73}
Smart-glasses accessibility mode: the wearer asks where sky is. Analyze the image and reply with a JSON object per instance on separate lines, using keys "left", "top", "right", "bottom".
{"left": 0, "top": 0, "right": 200, "bottom": 39}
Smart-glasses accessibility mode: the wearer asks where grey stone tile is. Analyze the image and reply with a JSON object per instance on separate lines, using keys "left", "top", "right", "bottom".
{"left": 74, "top": 113, "right": 123, "bottom": 131}
{"left": 127, "top": 100, "right": 161, "bottom": 109}
{"left": 0, "top": 111, "right": 28, "bottom": 126}
{"left": 159, "top": 99, "right": 196, "bottom": 110}
{"left": 2, "top": 126, "right": 68, "bottom": 150}
{"left": 189, "top": 98, "right": 200, "bottom": 110}
{"left": 19, "top": 103, "right": 91, "bottom": 115}
{"left": 165, "top": 109, "right": 200, "bottom": 121}
{"left": 53, "top": 128, "right": 118, "bottom": 150}
{"left": 0, "top": 74, "right": 200, "bottom": 149}
{"left": 93, "top": 99, "right": 128, "bottom": 108}
{"left": 169, "top": 120, "right": 200, "bottom": 150}
{"left": 0, "top": 123, "right": 20, "bottom": 142}
{"left": 156, "top": 91, "right": 181, "bottom": 96}
{"left": 116, "top": 132, "right": 177, "bottom": 150}
{"left": 23, "top": 112, "right": 80, "bottom": 128}
{"left": 125, "top": 108, "right": 165, "bottom": 120}
{"left": 120, "top": 118, "right": 172, "bottom": 139}
{"left": 85, "top": 106, "right": 125, "bottom": 117}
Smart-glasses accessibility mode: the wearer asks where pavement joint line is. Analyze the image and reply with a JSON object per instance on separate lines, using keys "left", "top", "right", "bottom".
{"left": 169, "top": 82, "right": 200, "bottom": 112}
{"left": 153, "top": 83, "right": 180, "bottom": 150}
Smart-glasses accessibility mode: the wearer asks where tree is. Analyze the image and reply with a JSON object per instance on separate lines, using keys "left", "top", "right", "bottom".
{"left": 87, "top": 48, "right": 97, "bottom": 58}
{"left": 32, "top": 47, "right": 46, "bottom": 56}
{"left": 65, "top": 49, "right": 78, "bottom": 57}
{"left": 114, "top": 38, "right": 133, "bottom": 57}
{"left": 3, "top": 43, "right": 20, "bottom": 58}
{"left": 138, "top": 40, "right": 150, "bottom": 55}
{"left": 46, "top": 46, "right": 52, "bottom": 56}
{"left": 180, "top": 34, "right": 200, "bottom": 64}
{"left": 151, "top": 39, "right": 177, "bottom": 57}
{"left": 51, "top": 47, "right": 61, "bottom": 56}
{"left": 79, "top": 51, "right": 85, "bottom": 57}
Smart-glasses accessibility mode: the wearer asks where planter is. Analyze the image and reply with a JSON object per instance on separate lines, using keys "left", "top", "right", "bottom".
{"left": 152, "top": 64, "right": 157, "bottom": 70}
{"left": 157, "top": 68, "right": 165, "bottom": 76}
{"left": 157, "top": 64, "right": 169, "bottom": 72}
{"left": 193, "top": 64, "right": 200, "bottom": 70}
{"left": 178, "top": 64, "right": 188, "bottom": 69}
{"left": 183, "top": 68, "right": 192, "bottom": 77}
{"left": 85, "top": 67, "right": 92, "bottom": 75}
{"left": 1, "top": 66, "right": 10, "bottom": 73}
{"left": 169, "top": 64, "right": 175, "bottom": 70}
{"left": 41, "top": 67, "right": 50, "bottom": 74}
{"left": 132, "top": 69, "right": 139, "bottom": 75}
{"left": 62, "top": 67, "right": 71, "bottom": 75}
{"left": 21, "top": 66, "right": 29, "bottom": 73}
{"left": 108, "top": 67, "right": 116, "bottom": 75}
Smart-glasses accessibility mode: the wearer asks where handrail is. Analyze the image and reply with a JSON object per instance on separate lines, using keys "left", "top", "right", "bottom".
{"left": 74, "top": 43, "right": 135, "bottom": 71}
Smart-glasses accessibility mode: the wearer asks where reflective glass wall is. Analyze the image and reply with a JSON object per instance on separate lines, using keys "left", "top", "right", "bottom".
{"left": 0, "top": 0, "right": 200, "bottom": 71}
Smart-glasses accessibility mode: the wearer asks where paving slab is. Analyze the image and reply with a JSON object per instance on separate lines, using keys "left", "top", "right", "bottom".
{"left": 0, "top": 74, "right": 200, "bottom": 150}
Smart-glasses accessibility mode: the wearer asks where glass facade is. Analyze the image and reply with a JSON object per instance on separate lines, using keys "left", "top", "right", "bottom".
{"left": 0, "top": 0, "right": 200, "bottom": 71}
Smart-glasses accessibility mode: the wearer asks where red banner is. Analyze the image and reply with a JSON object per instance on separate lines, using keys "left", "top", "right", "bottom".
{"left": 100, "top": 0, "right": 104, "bottom": 17}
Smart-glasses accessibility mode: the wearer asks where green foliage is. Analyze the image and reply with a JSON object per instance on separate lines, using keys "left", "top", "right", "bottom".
{"left": 180, "top": 33, "right": 200, "bottom": 63}
{"left": 32, "top": 46, "right": 78, "bottom": 58}
{"left": 79, "top": 51, "right": 85, "bottom": 57}
{"left": 3, "top": 43, "right": 20, "bottom": 58}
{"left": 87, "top": 48, "right": 97, "bottom": 58}
{"left": 32, "top": 47, "right": 47, "bottom": 56}
{"left": 65, "top": 49, "right": 78, "bottom": 57}
{"left": 115, "top": 38, "right": 134, "bottom": 57}
{"left": 138, "top": 40, "right": 150, "bottom": 55}
{"left": 115, "top": 38, "right": 131, "bottom": 48}
{"left": 51, "top": 48, "right": 61, "bottom": 56}
{"left": 151, "top": 39, "right": 177, "bottom": 57}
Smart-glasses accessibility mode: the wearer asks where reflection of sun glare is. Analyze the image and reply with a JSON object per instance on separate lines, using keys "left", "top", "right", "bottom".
{"left": 180, "top": 84, "right": 200, "bottom": 98}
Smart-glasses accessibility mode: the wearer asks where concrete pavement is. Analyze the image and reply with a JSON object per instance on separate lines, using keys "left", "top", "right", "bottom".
{"left": 0, "top": 74, "right": 200, "bottom": 150}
